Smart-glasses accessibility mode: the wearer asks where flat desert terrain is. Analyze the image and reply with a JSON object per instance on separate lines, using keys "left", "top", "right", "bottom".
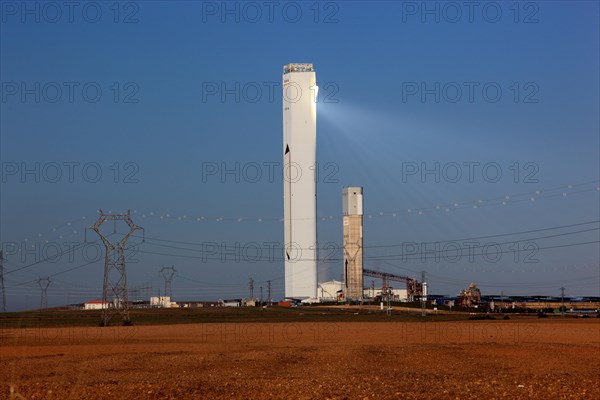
{"left": 1, "top": 319, "right": 599, "bottom": 399}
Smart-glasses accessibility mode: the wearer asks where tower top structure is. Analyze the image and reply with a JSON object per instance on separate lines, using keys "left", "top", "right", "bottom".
{"left": 283, "top": 63, "right": 314, "bottom": 73}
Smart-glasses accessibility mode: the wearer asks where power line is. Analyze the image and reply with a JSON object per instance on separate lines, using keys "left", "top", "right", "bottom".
{"left": 366, "top": 221, "right": 600, "bottom": 249}
{"left": 5, "top": 259, "right": 101, "bottom": 289}
{"left": 133, "top": 220, "right": 599, "bottom": 251}
{"left": 5, "top": 181, "right": 598, "bottom": 257}
{"left": 175, "top": 273, "right": 247, "bottom": 288}
{"left": 131, "top": 181, "right": 599, "bottom": 223}
{"left": 474, "top": 276, "right": 598, "bottom": 289}
{"left": 6, "top": 237, "right": 597, "bottom": 293}
{"left": 132, "top": 235, "right": 599, "bottom": 263}
{"left": 3, "top": 241, "right": 91, "bottom": 275}
{"left": 365, "top": 228, "right": 599, "bottom": 260}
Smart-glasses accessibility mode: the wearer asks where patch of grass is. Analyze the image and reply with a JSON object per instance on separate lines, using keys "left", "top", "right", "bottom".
{"left": 0, "top": 306, "right": 471, "bottom": 328}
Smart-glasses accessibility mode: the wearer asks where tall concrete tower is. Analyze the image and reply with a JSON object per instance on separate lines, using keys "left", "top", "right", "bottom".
{"left": 343, "top": 187, "right": 363, "bottom": 300}
{"left": 283, "top": 63, "right": 318, "bottom": 299}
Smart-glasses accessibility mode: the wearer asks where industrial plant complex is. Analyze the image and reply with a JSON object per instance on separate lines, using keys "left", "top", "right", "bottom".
{"left": 3, "top": 2, "right": 599, "bottom": 398}
{"left": 276, "top": 62, "right": 597, "bottom": 314}
{"left": 280, "top": 64, "right": 429, "bottom": 306}
{"left": 28, "top": 63, "right": 596, "bottom": 319}
{"left": 3, "top": 63, "right": 595, "bottom": 319}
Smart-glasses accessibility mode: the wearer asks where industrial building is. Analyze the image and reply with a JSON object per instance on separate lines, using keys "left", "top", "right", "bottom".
{"left": 458, "top": 283, "right": 482, "bottom": 307}
{"left": 280, "top": 65, "right": 420, "bottom": 304}
{"left": 83, "top": 300, "right": 109, "bottom": 310}
{"left": 363, "top": 287, "right": 409, "bottom": 302}
{"left": 220, "top": 299, "right": 242, "bottom": 307}
{"left": 178, "top": 301, "right": 219, "bottom": 308}
{"left": 150, "top": 296, "right": 178, "bottom": 308}
{"left": 282, "top": 63, "right": 318, "bottom": 299}
{"left": 318, "top": 280, "right": 344, "bottom": 301}
{"left": 311, "top": 186, "right": 424, "bottom": 304}
{"left": 343, "top": 187, "right": 364, "bottom": 300}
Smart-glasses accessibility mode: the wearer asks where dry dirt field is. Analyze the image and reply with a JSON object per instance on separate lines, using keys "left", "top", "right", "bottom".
{"left": 1, "top": 319, "right": 599, "bottom": 399}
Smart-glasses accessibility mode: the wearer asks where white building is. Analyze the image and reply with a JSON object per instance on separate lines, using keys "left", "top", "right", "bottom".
{"left": 363, "top": 288, "right": 409, "bottom": 302}
{"left": 318, "top": 280, "right": 343, "bottom": 301}
{"left": 220, "top": 299, "right": 241, "bottom": 307}
{"left": 150, "top": 296, "right": 178, "bottom": 308}
{"left": 84, "top": 300, "right": 109, "bottom": 310}
{"left": 283, "top": 63, "right": 318, "bottom": 299}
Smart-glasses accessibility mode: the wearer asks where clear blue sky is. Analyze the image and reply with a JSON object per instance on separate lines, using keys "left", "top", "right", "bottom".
{"left": 1, "top": 1, "right": 598, "bottom": 310}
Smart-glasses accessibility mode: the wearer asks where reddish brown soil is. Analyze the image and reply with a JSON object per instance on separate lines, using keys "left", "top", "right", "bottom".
{"left": 1, "top": 320, "right": 599, "bottom": 399}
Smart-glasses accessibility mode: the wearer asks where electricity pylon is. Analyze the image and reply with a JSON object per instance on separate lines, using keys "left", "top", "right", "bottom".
{"left": 0, "top": 250, "right": 6, "bottom": 312}
{"left": 91, "top": 209, "right": 143, "bottom": 326}
{"left": 38, "top": 277, "right": 51, "bottom": 310}
{"left": 421, "top": 271, "right": 427, "bottom": 317}
{"left": 248, "top": 277, "right": 254, "bottom": 299}
{"left": 560, "top": 287, "right": 566, "bottom": 317}
{"left": 160, "top": 265, "right": 176, "bottom": 298}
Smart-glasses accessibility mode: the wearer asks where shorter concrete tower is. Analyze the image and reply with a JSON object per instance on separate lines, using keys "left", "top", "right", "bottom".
{"left": 343, "top": 187, "right": 363, "bottom": 300}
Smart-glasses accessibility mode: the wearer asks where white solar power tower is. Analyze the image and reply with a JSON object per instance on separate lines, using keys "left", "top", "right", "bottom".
{"left": 282, "top": 63, "right": 318, "bottom": 299}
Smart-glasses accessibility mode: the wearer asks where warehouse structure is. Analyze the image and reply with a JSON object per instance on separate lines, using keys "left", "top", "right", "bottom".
{"left": 318, "top": 280, "right": 344, "bottom": 301}
{"left": 84, "top": 300, "right": 109, "bottom": 310}
{"left": 150, "top": 296, "right": 178, "bottom": 308}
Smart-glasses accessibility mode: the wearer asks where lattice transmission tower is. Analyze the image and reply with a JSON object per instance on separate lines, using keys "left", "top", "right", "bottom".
{"left": 160, "top": 265, "right": 176, "bottom": 298}
{"left": 38, "top": 277, "right": 51, "bottom": 310}
{"left": 91, "top": 209, "right": 143, "bottom": 326}
{"left": 0, "top": 250, "right": 6, "bottom": 312}
{"left": 248, "top": 277, "right": 254, "bottom": 299}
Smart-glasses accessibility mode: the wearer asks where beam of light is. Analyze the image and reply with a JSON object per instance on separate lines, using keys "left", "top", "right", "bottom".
{"left": 318, "top": 101, "right": 447, "bottom": 221}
